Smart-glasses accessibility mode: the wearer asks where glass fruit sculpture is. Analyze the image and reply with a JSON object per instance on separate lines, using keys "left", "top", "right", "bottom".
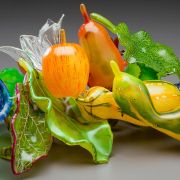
{"left": 0, "top": 3, "right": 179, "bottom": 176}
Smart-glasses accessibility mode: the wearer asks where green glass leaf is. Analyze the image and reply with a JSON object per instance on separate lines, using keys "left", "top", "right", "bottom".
{"left": 19, "top": 59, "right": 113, "bottom": 164}
{"left": 47, "top": 109, "right": 112, "bottom": 163}
{"left": 139, "top": 64, "right": 158, "bottom": 80}
{"left": 0, "top": 124, "right": 11, "bottom": 160}
{"left": 91, "top": 13, "right": 180, "bottom": 79}
{"left": 122, "top": 29, "right": 180, "bottom": 79}
{"left": 0, "top": 146, "right": 11, "bottom": 160}
{"left": 0, "top": 68, "right": 24, "bottom": 96}
{"left": 125, "top": 63, "right": 141, "bottom": 78}
{"left": 11, "top": 83, "right": 52, "bottom": 175}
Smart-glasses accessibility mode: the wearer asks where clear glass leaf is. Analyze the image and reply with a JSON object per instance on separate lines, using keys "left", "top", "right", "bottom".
{"left": 38, "top": 14, "right": 65, "bottom": 45}
{"left": 0, "top": 46, "right": 32, "bottom": 65}
{"left": 20, "top": 35, "right": 45, "bottom": 70}
{"left": 0, "top": 14, "right": 65, "bottom": 71}
{"left": 39, "top": 19, "right": 55, "bottom": 35}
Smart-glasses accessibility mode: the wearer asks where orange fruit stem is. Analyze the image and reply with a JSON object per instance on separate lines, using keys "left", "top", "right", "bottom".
{"left": 80, "top": 4, "right": 90, "bottom": 23}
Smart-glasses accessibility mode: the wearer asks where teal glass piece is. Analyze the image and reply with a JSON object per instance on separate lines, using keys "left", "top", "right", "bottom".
{"left": 0, "top": 80, "right": 12, "bottom": 122}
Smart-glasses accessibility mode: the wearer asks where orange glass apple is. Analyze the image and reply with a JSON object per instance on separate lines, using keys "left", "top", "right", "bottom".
{"left": 42, "top": 29, "right": 89, "bottom": 98}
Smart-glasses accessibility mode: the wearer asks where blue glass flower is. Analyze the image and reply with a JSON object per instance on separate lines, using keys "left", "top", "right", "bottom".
{"left": 0, "top": 80, "right": 12, "bottom": 122}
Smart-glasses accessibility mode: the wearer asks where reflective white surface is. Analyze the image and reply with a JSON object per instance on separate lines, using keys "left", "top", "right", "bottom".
{"left": 1, "top": 127, "right": 180, "bottom": 180}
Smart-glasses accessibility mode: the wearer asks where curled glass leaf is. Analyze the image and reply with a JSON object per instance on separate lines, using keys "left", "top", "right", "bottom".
{"left": 11, "top": 83, "right": 52, "bottom": 175}
{"left": 19, "top": 59, "right": 113, "bottom": 164}
{"left": 0, "top": 80, "right": 12, "bottom": 122}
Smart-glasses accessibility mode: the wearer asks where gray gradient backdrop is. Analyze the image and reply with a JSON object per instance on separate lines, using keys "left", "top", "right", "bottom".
{"left": 0, "top": 0, "right": 180, "bottom": 179}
